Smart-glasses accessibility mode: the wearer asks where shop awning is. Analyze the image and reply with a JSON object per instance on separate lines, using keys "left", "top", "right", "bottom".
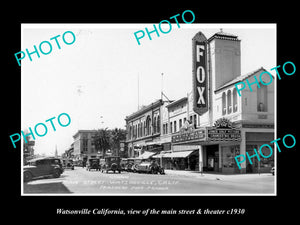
{"left": 137, "top": 151, "right": 157, "bottom": 159}
{"left": 152, "top": 153, "right": 166, "bottom": 158}
{"left": 153, "top": 150, "right": 196, "bottom": 158}
{"left": 165, "top": 150, "right": 195, "bottom": 158}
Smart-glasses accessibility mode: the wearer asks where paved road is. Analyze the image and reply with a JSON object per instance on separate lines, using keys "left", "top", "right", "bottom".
{"left": 23, "top": 167, "right": 275, "bottom": 195}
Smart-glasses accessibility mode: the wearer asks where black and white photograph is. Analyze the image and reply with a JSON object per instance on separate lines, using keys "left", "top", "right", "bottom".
{"left": 5, "top": 3, "right": 299, "bottom": 221}
{"left": 20, "top": 24, "right": 277, "bottom": 195}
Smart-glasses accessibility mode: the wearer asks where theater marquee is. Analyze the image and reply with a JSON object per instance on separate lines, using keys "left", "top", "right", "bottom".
{"left": 192, "top": 32, "right": 208, "bottom": 116}
{"left": 207, "top": 118, "right": 241, "bottom": 141}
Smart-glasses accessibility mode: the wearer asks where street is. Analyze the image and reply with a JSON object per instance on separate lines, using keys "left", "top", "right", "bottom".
{"left": 23, "top": 167, "right": 275, "bottom": 195}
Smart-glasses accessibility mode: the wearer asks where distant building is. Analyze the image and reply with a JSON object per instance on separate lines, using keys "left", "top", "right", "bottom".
{"left": 73, "top": 130, "right": 98, "bottom": 163}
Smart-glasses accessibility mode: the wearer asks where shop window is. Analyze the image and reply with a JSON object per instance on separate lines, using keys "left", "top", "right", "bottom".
{"left": 227, "top": 90, "right": 232, "bottom": 114}
{"left": 257, "top": 85, "right": 267, "bottom": 112}
{"left": 222, "top": 92, "right": 226, "bottom": 115}
{"left": 259, "top": 144, "right": 274, "bottom": 167}
{"left": 233, "top": 88, "right": 238, "bottom": 112}
{"left": 221, "top": 146, "right": 240, "bottom": 168}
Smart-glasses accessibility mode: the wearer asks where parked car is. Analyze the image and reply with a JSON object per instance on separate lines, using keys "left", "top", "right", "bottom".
{"left": 136, "top": 161, "right": 165, "bottom": 174}
{"left": 23, "top": 157, "right": 64, "bottom": 182}
{"left": 86, "top": 158, "right": 100, "bottom": 171}
{"left": 101, "top": 156, "right": 122, "bottom": 173}
{"left": 121, "top": 158, "right": 135, "bottom": 172}
{"left": 62, "top": 159, "right": 74, "bottom": 170}
{"left": 132, "top": 162, "right": 140, "bottom": 173}
{"left": 271, "top": 167, "right": 275, "bottom": 176}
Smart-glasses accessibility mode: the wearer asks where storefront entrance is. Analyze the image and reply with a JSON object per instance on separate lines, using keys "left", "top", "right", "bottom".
{"left": 204, "top": 145, "right": 219, "bottom": 172}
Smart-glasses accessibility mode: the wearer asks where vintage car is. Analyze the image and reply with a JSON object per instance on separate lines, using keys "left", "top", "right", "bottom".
{"left": 121, "top": 158, "right": 136, "bottom": 172}
{"left": 86, "top": 158, "right": 100, "bottom": 171}
{"left": 101, "top": 156, "right": 122, "bottom": 173}
{"left": 62, "top": 159, "right": 74, "bottom": 170}
{"left": 136, "top": 161, "right": 165, "bottom": 174}
{"left": 120, "top": 158, "right": 129, "bottom": 171}
{"left": 23, "top": 157, "right": 64, "bottom": 182}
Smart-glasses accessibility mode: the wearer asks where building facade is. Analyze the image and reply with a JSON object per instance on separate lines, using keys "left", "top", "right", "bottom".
{"left": 125, "top": 30, "right": 275, "bottom": 174}
{"left": 73, "top": 130, "right": 99, "bottom": 163}
{"left": 125, "top": 100, "right": 172, "bottom": 158}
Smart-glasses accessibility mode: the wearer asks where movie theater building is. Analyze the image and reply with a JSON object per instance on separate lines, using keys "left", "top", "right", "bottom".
{"left": 156, "top": 30, "right": 275, "bottom": 174}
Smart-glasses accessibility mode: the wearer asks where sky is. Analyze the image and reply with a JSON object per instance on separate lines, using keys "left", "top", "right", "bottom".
{"left": 21, "top": 23, "right": 276, "bottom": 156}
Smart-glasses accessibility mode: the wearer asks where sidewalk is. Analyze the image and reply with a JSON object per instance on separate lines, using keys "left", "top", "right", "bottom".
{"left": 164, "top": 169, "right": 273, "bottom": 180}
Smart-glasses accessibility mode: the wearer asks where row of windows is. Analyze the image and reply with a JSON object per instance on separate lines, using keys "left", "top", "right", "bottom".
{"left": 222, "top": 88, "right": 238, "bottom": 115}
{"left": 128, "top": 115, "right": 160, "bottom": 140}
{"left": 163, "top": 114, "right": 197, "bottom": 134}
{"left": 221, "top": 85, "right": 268, "bottom": 114}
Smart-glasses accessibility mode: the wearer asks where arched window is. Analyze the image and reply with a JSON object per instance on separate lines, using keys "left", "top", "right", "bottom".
{"left": 146, "top": 116, "right": 151, "bottom": 135}
{"left": 153, "top": 117, "right": 157, "bottom": 134}
{"left": 233, "top": 88, "right": 238, "bottom": 112}
{"left": 170, "top": 122, "right": 173, "bottom": 133}
{"left": 227, "top": 90, "right": 232, "bottom": 114}
{"left": 179, "top": 119, "right": 182, "bottom": 129}
{"left": 174, "top": 121, "right": 177, "bottom": 133}
{"left": 157, "top": 115, "right": 160, "bottom": 133}
{"left": 141, "top": 122, "right": 143, "bottom": 137}
{"left": 135, "top": 124, "right": 137, "bottom": 138}
{"left": 222, "top": 92, "right": 226, "bottom": 115}
{"left": 129, "top": 125, "right": 132, "bottom": 140}
{"left": 138, "top": 123, "right": 141, "bottom": 138}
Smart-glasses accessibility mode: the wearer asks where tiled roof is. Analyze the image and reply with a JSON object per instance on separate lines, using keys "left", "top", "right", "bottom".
{"left": 214, "top": 67, "right": 267, "bottom": 92}
{"left": 208, "top": 30, "right": 240, "bottom": 42}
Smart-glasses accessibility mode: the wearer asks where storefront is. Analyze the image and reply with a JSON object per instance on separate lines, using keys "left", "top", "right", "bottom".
{"left": 167, "top": 118, "right": 246, "bottom": 173}
{"left": 168, "top": 118, "right": 274, "bottom": 174}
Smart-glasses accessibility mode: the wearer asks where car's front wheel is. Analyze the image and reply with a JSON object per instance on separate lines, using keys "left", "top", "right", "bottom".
{"left": 53, "top": 169, "right": 61, "bottom": 178}
{"left": 24, "top": 171, "right": 32, "bottom": 182}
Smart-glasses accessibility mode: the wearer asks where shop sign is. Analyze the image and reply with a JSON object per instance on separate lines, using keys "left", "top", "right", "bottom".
{"left": 192, "top": 32, "right": 208, "bottom": 116}
{"left": 207, "top": 128, "right": 241, "bottom": 141}
{"left": 172, "top": 128, "right": 206, "bottom": 143}
{"left": 208, "top": 118, "right": 241, "bottom": 141}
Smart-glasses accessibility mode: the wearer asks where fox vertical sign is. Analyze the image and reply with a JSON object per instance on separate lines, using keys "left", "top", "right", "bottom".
{"left": 192, "top": 32, "right": 208, "bottom": 116}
